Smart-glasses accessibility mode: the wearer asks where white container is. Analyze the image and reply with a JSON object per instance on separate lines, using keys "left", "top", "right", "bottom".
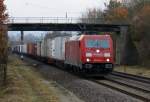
{"left": 22, "top": 44, "right": 27, "bottom": 53}
{"left": 18, "top": 45, "right": 22, "bottom": 53}
{"left": 42, "top": 33, "right": 71, "bottom": 60}
{"left": 47, "top": 38, "right": 53, "bottom": 58}
{"left": 51, "top": 39, "right": 55, "bottom": 58}
{"left": 41, "top": 38, "right": 48, "bottom": 57}
{"left": 41, "top": 40, "right": 45, "bottom": 57}
{"left": 51, "top": 36, "right": 70, "bottom": 60}
{"left": 54, "top": 37, "right": 62, "bottom": 60}
{"left": 37, "top": 42, "right": 41, "bottom": 56}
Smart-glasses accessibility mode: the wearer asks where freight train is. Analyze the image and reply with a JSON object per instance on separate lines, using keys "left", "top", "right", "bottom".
{"left": 13, "top": 34, "right": 114, "bottom": 75}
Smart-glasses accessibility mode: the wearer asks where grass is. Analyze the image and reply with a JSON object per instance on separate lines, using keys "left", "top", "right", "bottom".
{"left": 0, "top": 55, "right": 59, "bottom": 102}
{"left": 114, "top": 65, "right": 150, "bottom": 78}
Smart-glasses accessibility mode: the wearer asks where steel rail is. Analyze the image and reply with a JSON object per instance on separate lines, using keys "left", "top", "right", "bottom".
{"left": 111, "top": 71, "right": 150, "bottom": 84}
{"left": 93, "top": 80, "right": 150, "bottom": 102}
{"left": 105, "top": 77, "right": 150, "bottom": 93}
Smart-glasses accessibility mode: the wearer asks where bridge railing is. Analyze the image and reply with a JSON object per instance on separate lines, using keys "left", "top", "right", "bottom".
{"left": 8, "top": 17, "right": 105, "bottom": 24}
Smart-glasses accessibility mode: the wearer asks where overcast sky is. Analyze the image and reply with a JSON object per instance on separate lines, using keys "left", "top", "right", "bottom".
{"left": 6, "top": 0, "right": 110, "bottom": 37}
{"left": 5, "top": 0, "right": 110, "bottom": 17}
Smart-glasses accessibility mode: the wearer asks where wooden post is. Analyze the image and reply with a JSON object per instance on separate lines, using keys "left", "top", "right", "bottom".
{"left": 0, "top": 64, "right": 7, "bottom": 85}
{"left": 124, "top": 65, "right": 126, "bottom": 73}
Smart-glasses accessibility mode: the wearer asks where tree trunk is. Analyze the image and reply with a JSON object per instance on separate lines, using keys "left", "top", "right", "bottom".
{"left": 0, "top": 0, "right": 8, "bottom": 86}
{"left": 0, "top": 25, "right": 8, "bottom": 86}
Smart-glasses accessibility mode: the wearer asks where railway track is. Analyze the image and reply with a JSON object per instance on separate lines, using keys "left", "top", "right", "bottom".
{"left": 92, "top": 72, "right": 150, "bottom": 102}
{"left": 111, "top": 71, "right": 150, "bottom": 84}
{"left": 20, "top": 55, "right": 150, "bottom": 101}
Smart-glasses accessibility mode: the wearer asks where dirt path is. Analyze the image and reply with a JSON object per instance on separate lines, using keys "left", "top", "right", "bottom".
{"left": 114, "top": 66, "right": 150, "bottom": 78}
{"left": 0, "top": 55, "right": 84, "bottom": 102}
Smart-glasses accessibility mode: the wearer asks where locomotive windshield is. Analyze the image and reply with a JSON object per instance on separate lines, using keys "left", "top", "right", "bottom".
{"left": 86, "top": 39, "right": 109, "bottom": 48}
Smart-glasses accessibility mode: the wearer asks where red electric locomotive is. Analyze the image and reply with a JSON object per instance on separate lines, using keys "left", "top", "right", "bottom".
{"left": 65, "top": 34, "right": 114, "bottom": 74}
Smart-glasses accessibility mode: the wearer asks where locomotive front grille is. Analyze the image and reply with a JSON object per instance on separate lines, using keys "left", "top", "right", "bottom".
{"left": 105, "top": 64, "right": 113, "bottom": 68}
{"left": 85, "top": 64, "right": 93, "bottom": 69}
{"left": 84, "top": 63, "right": 113, "bottom": 69}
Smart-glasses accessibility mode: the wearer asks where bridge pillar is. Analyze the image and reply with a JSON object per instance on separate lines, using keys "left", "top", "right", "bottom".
{"left": 119, "top": 26, "right": 129, "bottom": 65}
{"left": 20, "top": 31, "right": 24, "bottom": 59}
{"left": 21, "top": 31, "right": 24, "bottom": 44}
{"left": 114, "top": 26, "right": 129, "bottom": 65}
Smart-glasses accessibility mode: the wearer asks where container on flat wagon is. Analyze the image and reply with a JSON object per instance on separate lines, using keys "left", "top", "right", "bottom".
{"left": 41, "top": 39, "right": 47, "bottom": 57}
{"left": 65, "top": 40, "right": 80, "bottom": 66}
{"left": 15, "top": 45, "right": 21, "bottom": 53}
{"left": 27, "top": 43, "right": 37, "bottom": 56}
{"left": 22, "top": 44, "right": 27, "bottom": 54}
{"left": 19, "top": 45, "right": 22, "bottom": 53}
{"left": 41, "top": 40, "right": 45, "bottom": 57}
{"left": 33, "top": 43, "right": 37, "bottom": 56}
{"left": 27, "top": 43, "right": 32, "bottom": 55}
{"left": 17, "top": 45, "right": 21, "bottom": 53}
{"left": 51, "top": 36, "right": 70, "bottom": 60}
{"left": 45, "top": 38, "right": 49, "bottom": 58}
{"left": 47, "top": 38, "right": 53, "bottom": 58}
{"left": 37, "top": 42, "right": 41, "bottom": 56}
{"left": 51, "top": 39, "right": 55, "bottom": 58}
{"left": 61, "top": 36, "right": 70, "bottom": 60}
{"left": 52, "top": 37, "right": 62, "bottom": 60}
{"left": 41, "top": 39, "right": 48, "bottom": 57}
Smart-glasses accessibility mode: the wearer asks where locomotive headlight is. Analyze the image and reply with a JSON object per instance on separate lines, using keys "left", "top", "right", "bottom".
{"left": 96, "top": 49, "right": 100, "bottom": 53}
{"left": 86, "top": 53, "right": 92, "bottom": 57}
{"left": 86, "top": 58, "right": 90, "bottom": 62}
{"left": 104, "top": 53, "right": 111, "bottom": 57}
{"left": 106, "top": 58, "right": 110, "bottom": 62}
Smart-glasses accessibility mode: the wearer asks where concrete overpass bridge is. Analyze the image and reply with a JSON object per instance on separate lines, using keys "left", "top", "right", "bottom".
{"left": 7, "top": 17, "right": 128, "bottom": 32}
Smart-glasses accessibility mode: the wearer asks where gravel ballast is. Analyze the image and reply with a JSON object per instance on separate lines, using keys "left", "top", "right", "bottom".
{"left": 23, "top": 56, "right": 143, "bottom": 102}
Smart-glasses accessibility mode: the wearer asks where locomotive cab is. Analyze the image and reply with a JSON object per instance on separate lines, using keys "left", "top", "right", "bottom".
{"left": 80, "top": 35, "right": 114, "bottom": 74}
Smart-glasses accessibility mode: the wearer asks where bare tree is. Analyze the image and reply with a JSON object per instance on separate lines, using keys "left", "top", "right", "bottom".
{"left": 80, "top": 8, "right": 104, "bottom": 24}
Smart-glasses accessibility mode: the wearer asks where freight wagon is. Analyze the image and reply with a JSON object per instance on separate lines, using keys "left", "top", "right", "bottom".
{"left": 47, "top": 35, "right": 70, "bottom": 64}
{"left": 22, "top": 44, "right": 27, "bottom": 54}
{"left": 12, "top": 45, "right": 21, "bottom": 53}
{"left": 27, "top": 43, "right": 37, "bottom": 56}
